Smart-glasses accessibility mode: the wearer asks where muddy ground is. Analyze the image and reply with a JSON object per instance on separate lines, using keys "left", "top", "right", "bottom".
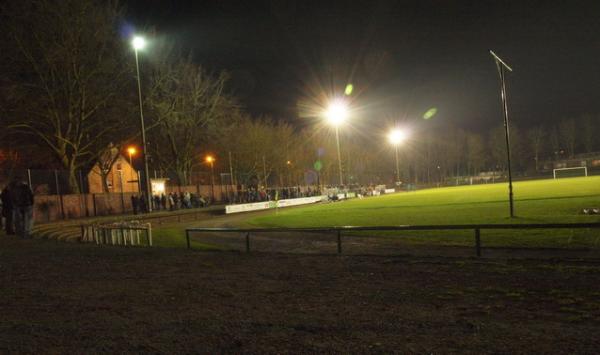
{"left": 1, "top": 235, "right": 599, "bottom": 353}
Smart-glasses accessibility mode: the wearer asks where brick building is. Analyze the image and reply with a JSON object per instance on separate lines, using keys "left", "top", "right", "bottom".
{"left": 88, "top": 154, "right": 139, "bottom": 194}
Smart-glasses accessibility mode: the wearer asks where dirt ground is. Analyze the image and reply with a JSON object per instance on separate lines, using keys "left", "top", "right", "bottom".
{"left": 1, "top": 235, "right": 599, "bottom": 353}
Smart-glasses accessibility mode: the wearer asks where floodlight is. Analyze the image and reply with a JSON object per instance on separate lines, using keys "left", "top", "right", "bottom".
{"left": 388, "top": 129, "right": 407, "bottom": 146}
{"left": 325, "top": 99, "right": 349, "bottom": 126}
{"left": 132, "top": 36, "right": 146, "bottom": 50}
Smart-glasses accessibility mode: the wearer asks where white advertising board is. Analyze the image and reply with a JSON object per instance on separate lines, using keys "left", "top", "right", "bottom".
{"left": 336, "top": 192, "right": 356, "bottom": 200}
{"left": 384, "top": 188, "right": 395, "bottom": 194}
{"left": 225, "top": 201, "right": 274, "bottom": 214}
{"left": 277, "top": 196, "right": 323, "bottom": 208}
{"left": 226, "top": 193, "right": 356, "bottom": 214}
{"left": 226, "top": 196, "right": 325, "bottom": 214}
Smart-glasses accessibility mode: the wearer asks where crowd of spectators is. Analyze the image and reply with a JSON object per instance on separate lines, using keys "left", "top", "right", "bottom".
{"left": 232, "top": 185, "right": 321, "bottom": 204}
{"left": 131, "top": 191, "right": 209, "bottom": 214}
{"left": 129, "top": 183, "right": 394, "bottom": 213}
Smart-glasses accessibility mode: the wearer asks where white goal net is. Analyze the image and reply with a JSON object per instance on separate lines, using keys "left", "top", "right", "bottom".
{"left": 553, "top": 166, "right": 588, "bottom": 179}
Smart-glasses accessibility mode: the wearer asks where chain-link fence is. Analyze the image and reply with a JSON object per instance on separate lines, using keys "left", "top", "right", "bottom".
{"left": 0, "top": 168, "right": 238, "bottom": 223}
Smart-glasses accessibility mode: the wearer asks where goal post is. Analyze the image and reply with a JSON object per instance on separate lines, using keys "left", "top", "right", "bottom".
{"left": 553, "top": 166, "right": 588, "bottom": 179}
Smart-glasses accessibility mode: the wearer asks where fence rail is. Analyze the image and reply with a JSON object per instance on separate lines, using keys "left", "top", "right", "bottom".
{"left": 185, "top": 222, "right": 600, "bottom": 257}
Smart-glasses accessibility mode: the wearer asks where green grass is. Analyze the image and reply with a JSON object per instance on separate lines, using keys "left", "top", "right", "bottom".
{"left": 247, "top": 177, "right": 600, "bottom": 248}
{"left": 152, "top": 227, "right": 223, "bottom": 250}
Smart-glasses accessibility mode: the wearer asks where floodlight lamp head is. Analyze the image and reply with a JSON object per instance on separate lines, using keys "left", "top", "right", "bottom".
{"left": 388, "top": 129, "right": 407, "bottom": 146}
{"left": 325, "top": 99, "right": 349, "bottom": 126}
{"left": 132, "top": 36, "right": 146, "bottom": 50}
{"left": 127, "top": 146, "right": 137, "bottom": 155}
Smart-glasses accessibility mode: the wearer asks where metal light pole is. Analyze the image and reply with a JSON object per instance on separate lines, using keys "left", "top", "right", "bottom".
{"left": 133, "top": 36, "right": 152, "bottom": 211}
{"left": 206, "top": 156, "right": 215, "bottom": 201}
{"left": 490, "top": 50, "right": 514, "bottom": 218}
{"left": 334, "top": 126, "right": 343, "bottom": 186}
{"left": 325, "top": 98, "right": 349, "bottom": 187}
{"left": 388, "top": 128, "right": 406, "bottom": 185}
{"left": 394, "top": 145, "right": 400, "bottom": 182}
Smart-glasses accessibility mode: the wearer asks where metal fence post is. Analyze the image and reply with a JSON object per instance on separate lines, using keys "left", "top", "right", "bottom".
{"left": 337, "top": 230, "right": 342, "bottom": 254}
{"left": 147, "top": 224, "right": 153, "bottom": 246}
{"left": 186, "top": 230, "right": 191, "bottom": 249}
{"left": 475, "top": 228, "right": 481, "bottom": 257}
{"left": 246, "top": 232, "right": 250, "bottom": 253}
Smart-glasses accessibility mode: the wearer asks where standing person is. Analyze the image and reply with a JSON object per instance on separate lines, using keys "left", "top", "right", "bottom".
{"left": 154, "top": 195, "right": 161, "bottom": 211}
{"left": 184, "top": 191, "right": 191, "bottom": 208}
{"left": 139, "top": 194, "right": 147, "bottom": 213}
{"left": 160, "top": 194, "right": 167, "bottom": 210}
{"left": 1, "top": 184, "right": 14, "bottom": 235}
{"left": 131, "top": 195, "right": 139, "bottom": 215}
{"left": 168, "top": 193, "right": 175, "bottom": 211}
{"left": 10, "top": 178, "right": 34, "bottom": 239}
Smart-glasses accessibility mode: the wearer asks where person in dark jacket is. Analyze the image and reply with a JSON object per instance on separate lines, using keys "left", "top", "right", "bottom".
{"left": 131, "top": 195, "right": 139, "bottom": 215}
{"left": 9, "top": 178, "right": 34, "bottom": 238}
{"left": 1, "top": 185, "right": 14, "bottom": 235}
{"left": 160, "top": 194, "right": 167, "bottom": 210}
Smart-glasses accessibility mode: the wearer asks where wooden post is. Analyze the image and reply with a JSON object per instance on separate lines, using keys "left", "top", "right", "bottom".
{"left": 186, "top": 230, "right": 191, "bottom": 249}
{"left": 147, "top": 224, "right": 153, "bottom": 246}
{"left": 337, "top": 230, "right": 342, "bottom": 254}
{"left": 475, "top": 228, "right": 481, "bottom": 257}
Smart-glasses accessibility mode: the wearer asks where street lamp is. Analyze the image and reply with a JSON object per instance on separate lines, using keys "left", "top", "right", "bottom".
{"left": 388, "top": 128, "right": 407, "bottom": 184}
{"left": 132, "top": 35, "right": 152, "bottom": 211}
{"left": 324, "top": 98, "right": 349, "bottom": 186}
{"left": 286, "top": 160, "right": 292, "bottom": 186}
{"left": 206, "top": 155, "right": 215, "bottom": 201}
{"left": 127, "top": 146, "right": 137, "bottom": 166}
{"left": 127, "top": 146, "right": 138, "bottom": 192}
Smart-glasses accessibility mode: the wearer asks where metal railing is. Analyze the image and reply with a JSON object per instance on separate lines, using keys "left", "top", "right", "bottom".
{"left": 185, "top": 222, "right": 600, "bottom": 257}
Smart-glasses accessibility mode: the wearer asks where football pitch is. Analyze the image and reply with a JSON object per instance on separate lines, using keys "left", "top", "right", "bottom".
{"left": 246, "top": 176, "right": 600, "bottom": 248}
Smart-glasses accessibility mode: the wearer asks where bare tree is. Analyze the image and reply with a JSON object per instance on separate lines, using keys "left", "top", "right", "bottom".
{"left": 527, "top": 126, "right": 545, "bottom": 172}
{"left": 580, "top": 114, "right": 596, "bottom": 154}
{"left": 559, "top": 118, "right": 577, "bottom": 158}
{"left": 489, "top": 126, "right": 507, "bottom": 172}
{"left": 146, "top": 56, "right": 234, "bottom": 186}
{"left": 1, "top": 0, "right": 132, "bottom": 192}
{"left": 90, "top": 143, "right": 121, "bottom": 193}
{"left": 466, "top": 133, "right": 486, "bottom": 175}
{"left": 219, "top": 114, "right": 296, "bottom": 187}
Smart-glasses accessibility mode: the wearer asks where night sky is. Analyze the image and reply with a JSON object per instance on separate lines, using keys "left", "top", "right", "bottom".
{"left": 123, "top": 0, "right": 600, "bottom": 131}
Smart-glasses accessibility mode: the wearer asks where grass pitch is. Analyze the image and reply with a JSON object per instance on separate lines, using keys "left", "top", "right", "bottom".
{"left": 248, "top": 177, "right": 600, "bottom": 248}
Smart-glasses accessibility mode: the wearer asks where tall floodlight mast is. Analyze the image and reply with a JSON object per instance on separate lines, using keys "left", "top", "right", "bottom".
{"left": 490, "top": 50, "right": 515, "bottom": 218}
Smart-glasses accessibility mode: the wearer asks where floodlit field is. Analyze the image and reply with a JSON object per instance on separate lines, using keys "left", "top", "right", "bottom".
{"left": 247, "top": 177, "right": 600, "bottom": 248}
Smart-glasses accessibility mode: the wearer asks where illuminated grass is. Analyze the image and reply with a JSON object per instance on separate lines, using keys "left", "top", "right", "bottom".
{"left": 152, "top": 227, "right": 223, "bottom": 250}
{"left": 247, "top": 177, "right": 600, "bottom": 248}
